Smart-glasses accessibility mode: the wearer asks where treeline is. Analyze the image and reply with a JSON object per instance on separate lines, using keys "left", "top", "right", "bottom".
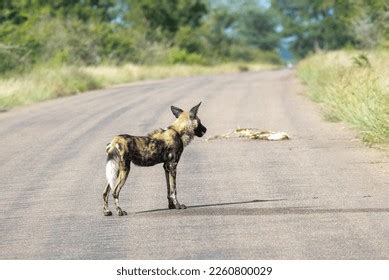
{"left": 273, "top": 0, "right": 389, "bottom": 58}
{"left": 1, "top": 0, "right": 388, "bottom": 75}
{"left": 0, "top": 0, "right": 281, "bottom": 74}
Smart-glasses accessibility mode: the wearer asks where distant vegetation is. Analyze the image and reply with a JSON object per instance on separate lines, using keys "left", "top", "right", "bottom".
{"left": 0, "top": 63, "right": 275, "bottom": 109}
{"left": 0, "top": 0, "right": 282, "bottom": 109}
{"left": 1, "top": 0, "right": 388, "bottom": 74}
{"left": 272, "top": 0, "right": 389, "bottom": 59}
{"left": 0, "top": 0, "right": 281, "bottom": 76}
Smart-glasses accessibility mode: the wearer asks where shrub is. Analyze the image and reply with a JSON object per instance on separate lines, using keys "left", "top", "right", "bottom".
{"left": 167, "top": 48, "right": 208, "bottom": 65}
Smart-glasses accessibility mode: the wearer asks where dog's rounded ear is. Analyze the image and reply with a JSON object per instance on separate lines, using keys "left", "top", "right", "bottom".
{"left": 189, "top": 102, "right": 201, "bottom": 119}
{"left": 171, "top": 106, "right": 184, "bottom": 118}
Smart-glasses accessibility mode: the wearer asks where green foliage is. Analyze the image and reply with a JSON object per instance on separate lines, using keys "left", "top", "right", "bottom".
{"left": 174, "top": 25, "right": 206, "bottom": 53}
{"left": 236, "top": 8, "right": 280, "bottom": 51}
{"left": 0, "top": 43, "right": 25, "bottom": 74}
{"left": 352, "top": 54, "right": 371, "bottom": 68}
{"left": 298, "top": 50, "right": 389, "bottom": 145}
{"left": 228, "top": 45, "right": 282, "bottom": 64}
{"left": 126, "top": 0, "right": 208, "bottom": 40}
{"left": 2, "top": 0, "right": 387, "bottom": 75}
{"left": 272, "top": 0, "right": 354, "bottom": 57}
{"left": 167, "top": 47, "right": 208, "bottom": 65}
{"left": 0, "top": 0, "right": 281, "bottom": 76}
{"left": 200, "top": 7, "right": 235, "bottom": 58}
{"left": 272, "top": 0, "right": 389, "bottom": 58}
{"left": 352, "top": 1, "right": 389, "bottom": 49}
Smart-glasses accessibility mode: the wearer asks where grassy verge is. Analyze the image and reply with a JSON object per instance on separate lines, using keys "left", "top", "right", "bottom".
{"left": 297, "top": 50, "right": 389, "bottom": 146}
{"left": 0, "top": 63, "right": 276, "bottom": 111}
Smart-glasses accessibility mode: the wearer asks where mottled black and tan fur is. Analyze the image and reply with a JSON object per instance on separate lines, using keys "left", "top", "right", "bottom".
{"left": 103, "top": 102, "right": 206, "bottom": 216}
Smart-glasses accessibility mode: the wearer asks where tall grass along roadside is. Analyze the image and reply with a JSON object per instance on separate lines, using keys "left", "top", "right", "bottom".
{"left": 0, "top": 63, "right": 276, "bottom": 111}
{"left": 297, "top": 50, "right": 389, "bottom": 147}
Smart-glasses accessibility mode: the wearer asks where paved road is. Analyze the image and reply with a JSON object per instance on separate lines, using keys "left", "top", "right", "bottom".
{"left": 0, "top": 70, "right": 388, "bottom": 259}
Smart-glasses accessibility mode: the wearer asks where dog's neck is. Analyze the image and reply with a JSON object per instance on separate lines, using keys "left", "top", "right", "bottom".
{"left": 180, "top": 133, "right": 194, "bottom": 147}
{"left": 169, "top": 122, "right": 194, "bottom": 147}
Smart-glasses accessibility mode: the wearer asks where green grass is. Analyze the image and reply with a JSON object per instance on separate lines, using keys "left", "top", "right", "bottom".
{"left": 297, "top": 50, "right": 389, "bottom": 146}
{"left": 0, "top": 62, "right": 277, "bottom": 111}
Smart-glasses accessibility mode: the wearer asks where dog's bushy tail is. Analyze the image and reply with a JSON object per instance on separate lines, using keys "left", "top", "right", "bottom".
{"left": 106, "top": 142, "right": 113, "bottom": 154}
{"left": 106, "top": 136, "right": 125, "bottom": 156}
{"left": 105, "top": 138, "right": 123, "bottom": 187}
{"left": 105, "top": 138, "right": 125, "bottom": 168}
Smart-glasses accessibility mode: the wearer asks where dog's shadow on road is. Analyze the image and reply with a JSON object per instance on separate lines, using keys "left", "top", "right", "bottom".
{"left": 135, "top": 198, "right": 389, "bottom": 216}
{"left": 135, "top": 198, "right": 285, "bottom": 215}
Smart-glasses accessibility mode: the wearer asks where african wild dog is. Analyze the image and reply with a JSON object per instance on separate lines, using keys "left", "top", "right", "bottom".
{"left": 103, "top": 102, "right": 207, "bottom": 216}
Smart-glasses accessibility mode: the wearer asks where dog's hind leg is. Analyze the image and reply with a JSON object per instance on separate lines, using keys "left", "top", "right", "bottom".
{"left": 104, "top": 158, "right": 118, "bottom": 216}
{"left": 103, "top": 183, "right": 112, "bottom": 216}
{"left": 112, "top": 166, "right": 130, "bottom": 216}
{"left": 105, "top": 157, "right": 128, "bottom": 216}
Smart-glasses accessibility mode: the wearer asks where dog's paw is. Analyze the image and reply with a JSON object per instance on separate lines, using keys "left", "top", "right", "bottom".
{"left": 103, "top": 210, "right": 112, "bottom": 216}
{"left": 168, "top": 200, "right": 187, "bottom": 210}
{"left": 117, "top": 208, "right": 128, "bottom": 216}
{"left": 169, "top": 203, "right": 187, "bottom": 210}
{"left": 168, "top": 203, "right": 176, "bottom": 209}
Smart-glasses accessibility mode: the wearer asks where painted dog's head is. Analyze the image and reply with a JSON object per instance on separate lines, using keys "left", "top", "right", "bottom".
{"left": 170, "top": 102, "right": 207, "bottom": 142}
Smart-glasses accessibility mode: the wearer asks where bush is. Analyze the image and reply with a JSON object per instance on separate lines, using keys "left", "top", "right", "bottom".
{"left": 229, "top": 45, "right": 281, "bottom": 64}
{"left": 174, "top": 26, "right": 206, "bottom": 53}
{"left": 0, "top": 47, "right": 21, "bottom": 74}
{"left": 167, "top": 48, "right": 208, "bottom": 65}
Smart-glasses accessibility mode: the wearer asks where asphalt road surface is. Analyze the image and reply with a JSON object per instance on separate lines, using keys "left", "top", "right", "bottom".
{"left": 0, "top": 70, "right": 388, "bottom": 259}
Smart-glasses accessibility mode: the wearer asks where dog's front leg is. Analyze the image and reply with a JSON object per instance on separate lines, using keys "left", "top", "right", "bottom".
{"left": 163, "top": 162, "right": 186, "bottom": 210}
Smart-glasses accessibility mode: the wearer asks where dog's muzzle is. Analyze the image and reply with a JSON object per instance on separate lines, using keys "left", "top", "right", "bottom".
{"left": 195, "top": 124, "right": 207, "bottom": 137}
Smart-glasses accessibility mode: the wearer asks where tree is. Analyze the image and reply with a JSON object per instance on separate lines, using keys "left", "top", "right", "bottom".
{"left": 126, "top": 0, "right": 208, "bottom": 40}
{"left": 272, "top": 0, "right": 358, "bottom": 57}
{"left": 236, "top": 7, "right": 280, "bottom": 51}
